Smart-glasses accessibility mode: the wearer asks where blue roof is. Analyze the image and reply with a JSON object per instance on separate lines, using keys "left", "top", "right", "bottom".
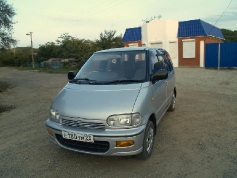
{"left": 122, "top": 27, "right": 141, "bottom": 43}
{"left": 178, "top": 19, "right": 224, "bottom": 39}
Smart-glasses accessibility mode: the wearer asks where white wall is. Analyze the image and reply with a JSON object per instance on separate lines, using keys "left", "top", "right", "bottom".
{"left": 142, "top": 19, "right": 179, "bottom": 67}
{"left": 200, "top": 40, "right": 204, "bottom": 67}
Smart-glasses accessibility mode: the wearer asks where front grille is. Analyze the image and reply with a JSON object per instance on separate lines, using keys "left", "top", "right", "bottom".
{"left": 56, "top": 134, "right": 110, "bottom": 153}
{"left": 61, "top": 118, "right": 105, "bottom": 129}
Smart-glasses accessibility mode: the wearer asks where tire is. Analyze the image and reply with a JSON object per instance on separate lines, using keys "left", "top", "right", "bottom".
{"left": 168, "top": 92, "right": 176, "bottom": 112}
{"left": 137, "top": 120, "right": 155, "bottom": 159}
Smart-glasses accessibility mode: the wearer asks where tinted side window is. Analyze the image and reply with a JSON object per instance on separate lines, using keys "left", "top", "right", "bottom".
{"left": 158, "top": 55, "right": 169, "bottom": 72}
{"left": 149, "top": 50, "right": 159, "bottom": 74}
{"left": 164, "top": 52, "right": 173, "bottom": 71}
{"left": 150, "top": 50, "right": 169, "bottom": 73}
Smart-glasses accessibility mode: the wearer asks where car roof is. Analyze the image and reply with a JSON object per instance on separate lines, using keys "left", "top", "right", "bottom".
{"left": 96, "top": 47, "right": 166, "bottom": 53}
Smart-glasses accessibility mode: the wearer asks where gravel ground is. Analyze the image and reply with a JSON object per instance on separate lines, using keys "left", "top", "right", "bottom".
{"left": 0, "top": 67, "right": 237, "bottom": 178}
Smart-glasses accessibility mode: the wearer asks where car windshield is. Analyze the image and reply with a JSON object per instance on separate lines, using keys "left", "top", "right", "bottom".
{"left": 75, "top": 50, "right": 147, "bottom": 84}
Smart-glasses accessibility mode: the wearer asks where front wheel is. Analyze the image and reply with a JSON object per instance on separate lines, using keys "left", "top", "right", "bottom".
{"left": 168, "top": 92, "right": 176, "bottom": 112}
{"left": 137, "top": 120, "right": 155, "bottom": 159}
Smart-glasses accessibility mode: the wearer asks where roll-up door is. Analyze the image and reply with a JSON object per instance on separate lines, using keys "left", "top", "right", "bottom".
{"left": 182, "top": 39, "right": 195, "bottom": 58}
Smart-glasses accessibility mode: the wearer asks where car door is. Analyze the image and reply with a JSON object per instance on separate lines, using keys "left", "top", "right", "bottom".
{"left": 163, "top": 51, "right": 175, "bottom": 105}
{"left": 150, "top": 50, "right": 167, "bottom": 121}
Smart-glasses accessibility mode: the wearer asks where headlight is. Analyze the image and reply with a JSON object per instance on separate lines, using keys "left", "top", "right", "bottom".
{"left": 107, "top": 113, "right": 141, "bottom": 128}
{"left": 50, "top": 108, "right": 60, "bottom": 122}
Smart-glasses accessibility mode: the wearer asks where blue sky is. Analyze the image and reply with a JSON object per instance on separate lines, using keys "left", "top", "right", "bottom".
{"left": 8, "top": 0, "right": 237, "bottom": 48}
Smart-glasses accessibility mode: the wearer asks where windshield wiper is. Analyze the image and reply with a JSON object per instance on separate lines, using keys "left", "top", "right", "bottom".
{"left": 102, "top": 79, "right": 142, "bottom": 84}
{"left": 72, "top": 78, "right": 97, "bottom": 83}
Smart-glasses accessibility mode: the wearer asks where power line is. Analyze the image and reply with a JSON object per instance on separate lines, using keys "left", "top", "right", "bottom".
{"left": 76, "top": 0, "right": 112, "bottom": 17}
{"left": 77, "top": 0, "right": 129, "bottom": 20}
{"left": 213, "top": 0, "right": 232, "bottom": 27}
{"left": 207, "top": 0, "right": 232, "bottom": 35}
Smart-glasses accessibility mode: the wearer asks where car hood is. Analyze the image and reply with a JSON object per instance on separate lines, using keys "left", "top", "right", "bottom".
{"left": 51, "top": 83, "right": 143, "bottom": 120}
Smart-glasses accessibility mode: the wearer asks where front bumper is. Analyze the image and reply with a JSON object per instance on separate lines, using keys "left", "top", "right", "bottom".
{"left": 45, "top": 119, "right": 146, "bottom": 156}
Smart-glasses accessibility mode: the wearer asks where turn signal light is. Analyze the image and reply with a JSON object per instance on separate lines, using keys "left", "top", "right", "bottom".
{"left": 47, "top": 129, "right": 53, "bottom": 136}
{"left": 116, "top": 140, "right": 134, "bottom": 147}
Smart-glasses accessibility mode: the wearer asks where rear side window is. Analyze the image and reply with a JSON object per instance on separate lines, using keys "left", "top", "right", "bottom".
{"left": 163, "top": 52, "right": 174, "bottom": 72}
{"left": 150, "top": 50, "right": 169, "bottom": 74}
{"left": 149, "top": 50, "right": 158, "bottom": 74}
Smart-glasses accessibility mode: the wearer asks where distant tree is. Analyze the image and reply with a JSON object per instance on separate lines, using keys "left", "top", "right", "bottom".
{"left": 0, "top": 0, "right": 17, "bottom": 48}
{"left": 113, "top": 34, "right": 123, "bottom": 48}
{"left": 36, "top": 30, "right": 123, "bottom": 68}
{"left": 0, "top": 47, "right": 32, "bottom": 67}
{"left": 37, "top": 33, "right": 98, "bottom": 67}
{"left": 56, "top": 33, "right": 96, "bottom": 62}
{"left": 37, "top": 42, "right": 60, "bottom": 62}
{"left": 221, "top": 29, "right": 237, "bottom": 42}
{"left": 14, "top": 48, "right": 32, "bottom": 66}
{"left": 96, "top": 30, "right": 123, "bottom": 50}
{"left": 0, "top": 48, "right": 14, "bottom": 66}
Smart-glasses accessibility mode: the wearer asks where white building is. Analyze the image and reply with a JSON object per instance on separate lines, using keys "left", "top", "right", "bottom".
{"left": 141, "top": 19, "right": 179, "bottom": 67}
{"left": 122, "top": 18, "right": 224, "bottom": 68}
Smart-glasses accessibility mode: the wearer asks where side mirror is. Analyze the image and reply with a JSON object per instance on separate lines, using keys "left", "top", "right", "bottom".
{"left": 68, "top": 71, "right": 75, "bottom": 81}
{"left": 151, "top": 70, "right": 168, "bottom": 83}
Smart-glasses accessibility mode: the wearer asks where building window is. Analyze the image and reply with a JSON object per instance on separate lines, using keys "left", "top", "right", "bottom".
{"left": 182, "top": 39, "right": 195, "bottom": 58}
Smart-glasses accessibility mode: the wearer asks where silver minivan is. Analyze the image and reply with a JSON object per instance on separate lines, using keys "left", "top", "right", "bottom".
{"left": 46, "top": 47, "right": 176, "bottom": 159}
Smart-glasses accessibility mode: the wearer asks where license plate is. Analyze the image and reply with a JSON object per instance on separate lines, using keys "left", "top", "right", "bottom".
{"left": 62, "top": 131, "right": 94, "bottom": 143}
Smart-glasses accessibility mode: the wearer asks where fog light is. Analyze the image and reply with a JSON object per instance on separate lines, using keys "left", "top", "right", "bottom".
{"left": 47, "top": 129, "right": 53, "bottom": 136}
{"left": 116, "top": 140, "right": 134, "bottom": 147}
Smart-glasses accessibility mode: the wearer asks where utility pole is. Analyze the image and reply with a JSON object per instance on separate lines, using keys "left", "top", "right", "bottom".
{"left": 26, "top": 32, "right": 34, "bottom": 68}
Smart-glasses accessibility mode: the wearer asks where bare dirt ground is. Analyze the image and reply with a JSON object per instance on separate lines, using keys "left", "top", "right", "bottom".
{"left": 0, "top": 67, "right": 237, "bottom": 178}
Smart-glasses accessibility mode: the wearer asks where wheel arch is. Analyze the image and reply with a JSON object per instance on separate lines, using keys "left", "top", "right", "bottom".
{"left": 148, "top": 114, "right": 157, "bottom": 135}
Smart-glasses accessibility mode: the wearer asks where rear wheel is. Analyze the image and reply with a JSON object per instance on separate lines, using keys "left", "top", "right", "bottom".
{"left": 137, "top": 120, "right": 155, "bottom": 159}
